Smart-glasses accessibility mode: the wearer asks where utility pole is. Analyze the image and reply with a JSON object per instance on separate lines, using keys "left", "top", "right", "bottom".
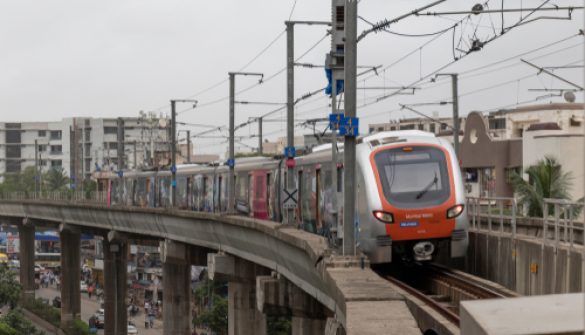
{"left": 436, "top": 73, "right": 460, "bottom": 157}
{"left": 227, "top": 72, "right": 263, "bottom": 213}
{"left": 171, "top": 100, "right": 177, "bottom": 207}
{"left": 284, "top": 20, "right": 331, "bottom": 225}
{"left": 117, "top": 118, "right": 125, "bottom": 170}
{"left": 170, "top": 99, "right": 198, "bottom": 207}
{"left": 117, "top": 117, "right": 125, "bottom": 202}
{"left": 286, "top": 21, "right": 295, "bottom": 225}
{"left": 329, "top": 0, "right": 345, "bottom": 238}
{"left": 133, "top": 141, "right": 137, "bottom": 170}
{"left": 343, "top": 0, "right": 357, "bottom": 256}
{"left": 258, "top": 117, "right": 263, "bottom": 155}
{"left": 186, "top": 130, "right": 191, "bottom": 164}
{"left": 34, "top": 139, "right": 39, "bottom": 197}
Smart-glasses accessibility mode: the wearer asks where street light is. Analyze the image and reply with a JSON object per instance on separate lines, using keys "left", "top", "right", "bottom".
{"left": 170, "top": 99, "right": 198, "bottom": 207}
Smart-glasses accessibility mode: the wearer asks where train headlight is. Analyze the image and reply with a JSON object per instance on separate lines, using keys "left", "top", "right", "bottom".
{"left": 373, "top": 211, "right": 394, "bottom": 224}
{"left": 447, "top": 204, "right": 464, "bottom": 219}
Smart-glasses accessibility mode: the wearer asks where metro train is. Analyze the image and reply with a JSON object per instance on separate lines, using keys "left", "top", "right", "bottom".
{"left": 101, "top": 130, "right": 469, "bottom": 263}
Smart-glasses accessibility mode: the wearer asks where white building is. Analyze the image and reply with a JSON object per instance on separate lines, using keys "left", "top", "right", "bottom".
{"left": 0, "top": 115, "right": 172, "bottom": 186}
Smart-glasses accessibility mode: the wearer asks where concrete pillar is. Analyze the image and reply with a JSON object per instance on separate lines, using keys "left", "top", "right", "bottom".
{"left": 103, "top": 238, "right": 128, "bottom": 335}
{"left": 256, "top": 275, "right": 330, "bottom": 335}
{"left": 160, "top": 240, "right": 191, "bottom": 335}
{"left": 59, "top": 228, "right": 81, "bottom": 329}
{"left": 229, "top": 281, "right": 267, "bottom": 335}
{"left": 292, "top": 317, "right": 327, "bottom": 335}
{"left": 18, "top": 223, "right": 35, "bottom": 303}
{"left": 208, "top": 253, "right": 268, "bottom": 335}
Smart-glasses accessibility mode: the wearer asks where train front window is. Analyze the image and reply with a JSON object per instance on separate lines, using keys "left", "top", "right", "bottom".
{"left": 374, "top": 146, "right": 450, "bottom": 209}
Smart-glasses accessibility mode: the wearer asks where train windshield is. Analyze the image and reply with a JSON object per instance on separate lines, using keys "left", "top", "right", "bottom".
{"left": 374, "top": 146, "right": 451, "bottom": 209}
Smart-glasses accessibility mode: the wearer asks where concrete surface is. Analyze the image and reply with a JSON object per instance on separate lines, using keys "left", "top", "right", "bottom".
{"left": 460, "top": 293, "right": 585, "bottom": 335}
{"left": 0, "top": 200, "right": 421, "bottom": 334}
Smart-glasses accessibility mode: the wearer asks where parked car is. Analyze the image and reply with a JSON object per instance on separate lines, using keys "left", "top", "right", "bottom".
{"left": 94, "top": 314, "right": 104, "bottom": 329}
{"left": 80, "top": 281, "right": 88, "bottom": 292}
{"left": 52, "top": 296, "right": 61, "bottom": 308}
{"left": 127, "top": 321, "right": 138, "bottom": 334}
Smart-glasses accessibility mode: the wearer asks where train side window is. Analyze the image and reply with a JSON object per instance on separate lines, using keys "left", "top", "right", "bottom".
{"left": 248, "top": 174, "right": 252, "bottom": 206}
{"left": 266, "top": 173, "right": 271, "bottom": 217}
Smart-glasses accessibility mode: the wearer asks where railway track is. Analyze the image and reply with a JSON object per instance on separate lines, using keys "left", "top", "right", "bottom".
{"left": 378, "top": 263, "right": 518, "bottom": 327}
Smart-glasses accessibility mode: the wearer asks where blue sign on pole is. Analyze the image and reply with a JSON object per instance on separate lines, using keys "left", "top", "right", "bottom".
{"left": 284, "top": 147, "right": 296, "bottom": 158}
{"left": 117, "top": 170, "right": 124, "bottom": 178}
{"left": 329, "top": 113, "right": 344, "bottom": 130}
{"left": 170, "top": 165, "right": 177, "bottom": 173}
{"left": 226, "top": 159, "right": 235, "bottom": 168}
{"left": 171, "top": 180, "right": 177, "bottom": 188}
{"left": 339, "top": 116, "right": 359, "bottom": 137}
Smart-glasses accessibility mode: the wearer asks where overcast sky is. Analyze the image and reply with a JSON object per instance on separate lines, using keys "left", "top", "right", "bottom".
{"left": 0, "top": 0, "right": 582, "bottom": 155}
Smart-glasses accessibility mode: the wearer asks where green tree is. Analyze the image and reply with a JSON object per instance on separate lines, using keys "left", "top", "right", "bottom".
{"left": 0, "top": 265, "right": 21, "bottom": 309}
{"left": 267, "top": 314, "right": 291, "bottom": 335}
{"left": 0, "top": 322, "right": 18, "bottom": 335}
{"left": 1, "top": 309, "right": 43, "bottom": 335}
{"left": 44, "top": 167, "right": 69, "bottom": 191}
{"left": 193, "top": 275, "right": 228, "bottom": 335}
{"left": 511, "top": 156, "right": 573, "bottom": 217}
{"left": 0, "top": 166, "right": 37, "bottom": 193}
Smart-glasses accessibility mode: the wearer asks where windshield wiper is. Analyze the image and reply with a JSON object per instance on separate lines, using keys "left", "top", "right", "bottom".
{"left": 416, "top": 172, "right": 438, "bottom": 200}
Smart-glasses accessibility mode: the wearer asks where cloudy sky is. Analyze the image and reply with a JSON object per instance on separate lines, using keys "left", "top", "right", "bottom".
{"left": 0, "top": 0, "right": 582, "bottom": 155}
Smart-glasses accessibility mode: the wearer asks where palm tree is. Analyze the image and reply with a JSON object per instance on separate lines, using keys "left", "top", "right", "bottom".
{"left": 43, "top": 167, "right": 70, "bottom": 192}
{"left": 510, "top": 156, "right": 572, "bottom": 217}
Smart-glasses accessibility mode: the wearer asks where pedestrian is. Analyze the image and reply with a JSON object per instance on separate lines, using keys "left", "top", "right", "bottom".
{"left": 88, "top": 285, "right": 93, "bottom": 299}
{"left": 144, "top": 315, "right": 149, "bottom": 329}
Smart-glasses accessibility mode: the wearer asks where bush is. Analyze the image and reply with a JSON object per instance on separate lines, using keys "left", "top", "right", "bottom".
{"left": 23, "top": 298, "right": 60, "bottom": 327}
{"left": 1, "top": 309, "right": 44, "bottom": 335}
{"left": 0, "top": 323, "right": 18, "bottom": 335}
{"left": 68, "top": 319, "right": 89, "bottom": 335}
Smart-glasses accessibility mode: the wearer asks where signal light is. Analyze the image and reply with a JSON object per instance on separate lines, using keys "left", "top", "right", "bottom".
{"left": 447, "top": 204, "right": 464, "bottom": 219}
{"left": 402, "top": 147, "right": 413, "bottom": 152}
{"left": 373, "top": 210, "right": 394, "bottom": 224}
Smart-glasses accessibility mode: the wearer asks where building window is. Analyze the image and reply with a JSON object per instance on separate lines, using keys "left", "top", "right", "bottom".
{"left": 390, "top": 126, "right": 396, "bottom": 131}
{"left": 369, "top": 128, "right": 374, "bottom": 134}
{"left": 6, "top": 160, "right": 20, "bottom": 173}
{"left": 430, "top": 123, "right": 436, "bottom": 133}
{"left": 51, "top": 160, "right": 62, "bottom": 167}
{"left": 104, "top": 127, "right": 117, "bottom": 134}
{"left": 489, "top": 118, "right": 506, "bottom": 130}
{"left": 39, "top": 160, "right": 47, "bottom": 166}
{"left": 440, "top": 123, "right": 448, "bottom": 130}
{"left": 418, "top": 124, "right": 424, "bottom": 130}
{"left": 38, "top": 130, "right": 46, "bottom": 137}
{"left": 50, "top": 145, "right": 62, "bottom": 155}
{"left": 108, "top": 142, "right": 118, "bottom": 150}
{"left": 5, "top": 130, "right": 21, "bottom": 144}
{"left": 505, "top": 167, "right": 521, "bottom": 184}
{"left": 6, "top": 146, "right": 20, "bottom": 158}
{"left": 38, "top": 145, "right": 46, "bottom": 152}
{"left": 400, "top": 124, "right": 415, "bottom": 130}
{"left": 50, "top": 131, "right": 62, "bottom": 140}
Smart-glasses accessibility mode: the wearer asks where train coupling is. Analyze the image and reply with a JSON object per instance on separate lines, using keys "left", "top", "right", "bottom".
{"left": 413, "top": 241, "right": 435, "bottom": 261}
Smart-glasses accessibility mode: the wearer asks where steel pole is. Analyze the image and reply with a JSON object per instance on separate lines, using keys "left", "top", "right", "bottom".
{"left": 331, "top": 76, "right": 339, "bottom": 237}
{"left": 133, "top": 141, "right": 137, "bottom": 170}
{"left": 34, "top": 139, "right": 38, "bottom": 197}
{"left": 451, "top": 74, "right": 460, "bottom": 157}
{"left": 343, "top": 0, "right": 357, "bottom": 256}
{"left": 187, "top": 130, "right": 191, "bottom": 164}
{"left": 286, "top": 21, "right": 296, "bottom": 225}
{"left": 258, "top": 117, "right": 263, "bottom": 155}
{"left": 228, "top": 73, "right": 236, "bottom": 213}
{"left": 171, "top": 100, "right": 177, "bottom": 208}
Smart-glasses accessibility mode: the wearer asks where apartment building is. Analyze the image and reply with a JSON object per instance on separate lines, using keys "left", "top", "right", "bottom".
{"left": 0, "top": 115, "right": 171, "bottom": 186}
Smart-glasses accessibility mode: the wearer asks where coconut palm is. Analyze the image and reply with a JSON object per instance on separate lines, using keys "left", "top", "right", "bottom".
{"left": 510, "top": 156, "right": 573, "bottom": 217}
{"left": 43, "top": 167, "right": 70, "bottom": 191}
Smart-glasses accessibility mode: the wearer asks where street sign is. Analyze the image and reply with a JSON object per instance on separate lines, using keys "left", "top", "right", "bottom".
{"left": 170, "top": 165, "right": 177, "bottom": 173}
{"left": 339, "top": 116, "right": 359, "bottom": 137}
{"left": 284, "top": 146, "right": 296, "bottom": 158}
{"left": 283, "top": 188, "right": 298, "bottom": 209}
{"left": 226, "top": 159, "right": 235, "bottom": 168}
{"left": 329, "top": 113, "right": 343, "bottom": 130}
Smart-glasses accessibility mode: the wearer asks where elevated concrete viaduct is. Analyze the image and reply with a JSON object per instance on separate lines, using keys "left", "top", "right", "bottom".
{"left": 0, "top": 200, "right": 421, "bottom": 335}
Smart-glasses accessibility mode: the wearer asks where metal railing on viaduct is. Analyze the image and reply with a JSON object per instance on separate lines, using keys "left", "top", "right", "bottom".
{"left": 0, "top": 193, "right": 420, "bottom": 335}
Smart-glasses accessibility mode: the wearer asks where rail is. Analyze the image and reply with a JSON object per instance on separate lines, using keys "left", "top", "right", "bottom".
{"left": 0, "top": 191, "right": 108, "bottom": 204}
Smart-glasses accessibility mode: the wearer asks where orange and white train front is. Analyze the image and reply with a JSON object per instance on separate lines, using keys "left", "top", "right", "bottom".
{"left": 356, "top": 131, "right": 469, "bottom": 263}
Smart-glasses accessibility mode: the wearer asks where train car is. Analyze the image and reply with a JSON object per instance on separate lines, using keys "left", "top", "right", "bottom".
{"left": 101, "top": 130, "right": 468, "bottom": 263}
